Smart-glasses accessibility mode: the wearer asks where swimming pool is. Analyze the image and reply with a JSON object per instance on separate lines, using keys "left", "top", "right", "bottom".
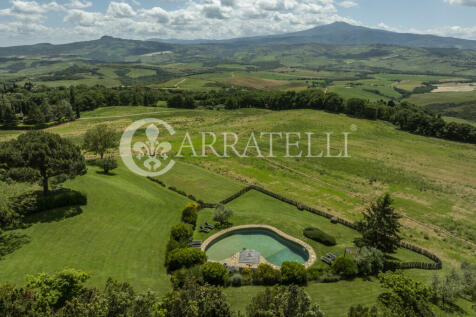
{"left": 204, "top": 226, "right": 311, "bottom": 267}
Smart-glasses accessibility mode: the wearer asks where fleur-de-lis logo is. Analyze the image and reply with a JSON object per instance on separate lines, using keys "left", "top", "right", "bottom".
{"left": 120, "top": 118, "right": 176, "bottom": 177}
{"left": 133, "top": 124, "right": 172, "bottom": 171}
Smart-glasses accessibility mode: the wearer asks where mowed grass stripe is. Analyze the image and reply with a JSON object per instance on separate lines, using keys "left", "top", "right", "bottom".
{"left": 0, "top": 162, "right": 187, "bottom": 294}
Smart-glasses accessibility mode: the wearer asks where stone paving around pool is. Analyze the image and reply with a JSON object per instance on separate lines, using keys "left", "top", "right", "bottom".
{"left": 219, "top": 249, "right": 278, "bottom": 270}
{"left": 201, "top": 224, "right": 317, "bottom": 269}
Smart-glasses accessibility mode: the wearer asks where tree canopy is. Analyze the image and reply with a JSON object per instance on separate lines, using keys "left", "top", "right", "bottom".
{"left": 0, "top": 131, "right": 86, "bottom": 195}
{"left": 82, "top": 124, "right": 118, "bottom": 159}
{"left": 358, "top": 193, "right": 401, "bottom": 253}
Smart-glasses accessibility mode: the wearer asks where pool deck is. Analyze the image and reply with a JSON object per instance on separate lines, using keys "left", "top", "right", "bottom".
{"left": 201, "top": 224, "right": 317, "bottom": 268}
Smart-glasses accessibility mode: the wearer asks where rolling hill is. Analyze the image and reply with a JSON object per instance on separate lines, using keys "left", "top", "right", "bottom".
{"left": 150, "top": 22, "right": 476, "bottom": 50}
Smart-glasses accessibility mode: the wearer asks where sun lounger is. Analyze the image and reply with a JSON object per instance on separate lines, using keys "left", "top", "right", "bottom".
{"left": 321, "top": 256, "right": 332, "bottom": 265}
{"left": 205, "top": 221, "right": 215, "bottom": 229}
{"left": 200, "top": 225, "right": 210, "bottom": 233}
{"left": 327, "top": 253, "right": 338, "bottom": 260}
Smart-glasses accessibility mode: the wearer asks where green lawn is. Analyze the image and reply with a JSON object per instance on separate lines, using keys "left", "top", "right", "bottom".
{"left": 195, "top": 190, "right": 432, "bottom": 268}
{"left": 0, "top": 162, "right": 187, "bottom": 294}
{"left": 155, "top": 161, "right": 244, "bottom": 202}
{"left": 1, "top": 105, "right": 474, "bottom": 315}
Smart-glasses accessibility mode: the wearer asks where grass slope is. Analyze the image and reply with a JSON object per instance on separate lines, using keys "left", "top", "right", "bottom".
{"left": 0, "top": 162, "right": 187, "bottom": 294}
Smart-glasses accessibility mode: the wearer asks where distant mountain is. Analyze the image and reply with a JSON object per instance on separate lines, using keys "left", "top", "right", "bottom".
{"left": 151, "top": 22, "right": 476, "bottom": 50}
{"left": 0, "top": 36, "right": 174, "bottom": 61}
{"left": 2, "top": 22, "right": 476, "bottom": 62}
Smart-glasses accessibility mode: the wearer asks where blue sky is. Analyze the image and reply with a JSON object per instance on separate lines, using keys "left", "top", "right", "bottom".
{"left": 1, "top": 0, "right": 476, "bottom": 46}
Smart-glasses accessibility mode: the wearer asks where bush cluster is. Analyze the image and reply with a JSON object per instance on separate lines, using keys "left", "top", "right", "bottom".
{"left": 181, "top": 202, "right": 198, "bottom": 228}
{"left": 201, "top": 262, "right": 228, "bottom": 286}
{"left": 167, "top": 248, "right": 207, "bottom": 271}
{"left": 253, "top": 264, "right": 281, "bottom": 286}
{"left": 303, "top": 227, "right": 336, "bottom": 246}
{"left": 332, "top": 256, "right": 358, "bottom": 279}
{"left": 281, "top": 262, "right": 308, "bottom": 285}
{"left": 165, "top": 202, "right": 206, "bottom": 271}
{"left": 170, "top": 223, "right": 193, "bottom": 242}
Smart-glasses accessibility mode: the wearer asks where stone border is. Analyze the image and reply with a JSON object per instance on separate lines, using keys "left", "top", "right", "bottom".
{"left": 201, "top": 224, "right": 317, "bottom": 268}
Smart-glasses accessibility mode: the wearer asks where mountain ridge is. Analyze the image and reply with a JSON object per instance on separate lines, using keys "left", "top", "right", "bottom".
{"left": 149, "top": 22, "right": 476, "bottom": 49}
{"left": 1, "top": 22, "right": 476, "bottom": 61}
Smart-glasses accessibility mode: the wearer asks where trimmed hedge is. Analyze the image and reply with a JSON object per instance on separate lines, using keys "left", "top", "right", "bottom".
{"left": 167, "top": 248, "right": 207, "bottom": 271}
{"left": 303, "top": 227, "right": 336, "bottom": 246}
{"left": 35, "top": 189, "right": 87, "bottom": 212}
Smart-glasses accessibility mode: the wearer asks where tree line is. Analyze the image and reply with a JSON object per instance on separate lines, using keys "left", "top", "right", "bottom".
{"left": 167, "top": 89, "right": 476, "bottom": 144}
{"left": 1, "top": 82, "right": 475, "bottom": 143}
{"left": 0, "top": 83, "right": 166, "bottom": 127}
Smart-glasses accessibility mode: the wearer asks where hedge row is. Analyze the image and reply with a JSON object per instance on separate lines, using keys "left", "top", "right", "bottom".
{"left": 219, "top": 186, "right": 254, "bottom": 205}
{"left": 397, "top": 241, "right": 442, "bottom": 270}
{"left": 147, "top": 176, "right": 212, "bottom": 209}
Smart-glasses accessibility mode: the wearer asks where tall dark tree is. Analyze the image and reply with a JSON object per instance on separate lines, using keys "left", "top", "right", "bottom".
{"left": 70, "top": 86, "right": 80, "bottom": 119}
{"left": 358, "top": 193, "right": 401, "bottom": 253}
{"left": 0, "top": 131, "right": 87, "bottom": 195}
{"left": 1, "top": 97, "right": 17, "bottom": 127}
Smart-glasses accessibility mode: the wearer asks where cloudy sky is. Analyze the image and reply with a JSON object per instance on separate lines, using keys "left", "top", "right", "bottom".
{"left": 1, "top": 0, "right": 476, "bottom": 46}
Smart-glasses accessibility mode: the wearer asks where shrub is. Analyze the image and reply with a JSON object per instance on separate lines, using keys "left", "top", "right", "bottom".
{"left": 307, "top": 267, "right": 324, "bottom": 281}
{"left": 348, "top": 305, "right": 378, "bottom": 317}
{"left": 167, "top": 248, "right": 207, "bottom": 271}
{"left": 253, "top": 264, "right": 281, "bottom": 286}
{"left": 356, "top": 247, "right": 385, "bottom": 276}
{"left": 35, "top": 189, "right": 87, "bottom": 212}
{"left": 246, "top": 285, "right": 322, "bottom": 317}
{"left": 280, "top": 262, "right": 307, "bottom": 286}
{"left": 96, "top": 157, "right": 118, "bottom": 174}
{"left": 181, "top": 202, "right": 198, "bottom": 227}
{"left": 332, "top": 257, "right": 358, "bottom": 279}
{"left": 303, "top": 227, "right": 336, "bottom": 246}
{"left": 166, "top": 238, "right": 188, "bottom": 256}
{"left": 241, "top": 268, "right": 253, "bottom": 286}
{"left": 26, "top": 268, "right": 90, "bottom": 310}
{"left": 319, "top": 271, "right": 341, "bottom": 283}
{"left": 170, "top": 223, "right": 193, "bottom": 242}
{"left": 171, "top": 266, "right": 203, "bottom": 289}
{"left": 213, "top": 204, "right": 233, "bottom": 226}
{"left": 202, "top": 262, "right": 228, "bottom": 286}
{"left": 231, "top": 273, "right": 242, "bottom": 287}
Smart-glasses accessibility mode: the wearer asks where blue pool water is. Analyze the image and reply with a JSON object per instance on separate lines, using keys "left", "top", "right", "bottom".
{"left": 205, "top": 228, "right": 309, "bottom": 266}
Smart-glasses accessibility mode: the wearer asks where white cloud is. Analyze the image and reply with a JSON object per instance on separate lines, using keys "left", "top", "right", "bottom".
{"left": 107, "top": 2, "right": 136, "bottom": 18}
{"left": 444, "top": 0, "right": 476, "bottom": 6}
{"left": 64, "top": 9, "right": 103, "bottom": 27}
{"left": 8, "top": 0, "right": 473, "bottom": 46}
{"left": 0, "top": 0, "right": 63, "bottom": 21}
{"left": 140, "top": 7, "right": 169, "bottom": 23}
{"left": 66, "top": 0, "right": 92, "bottom": 9}
{"left": 338, "top": 1, "right": 357, "bottom": 8}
